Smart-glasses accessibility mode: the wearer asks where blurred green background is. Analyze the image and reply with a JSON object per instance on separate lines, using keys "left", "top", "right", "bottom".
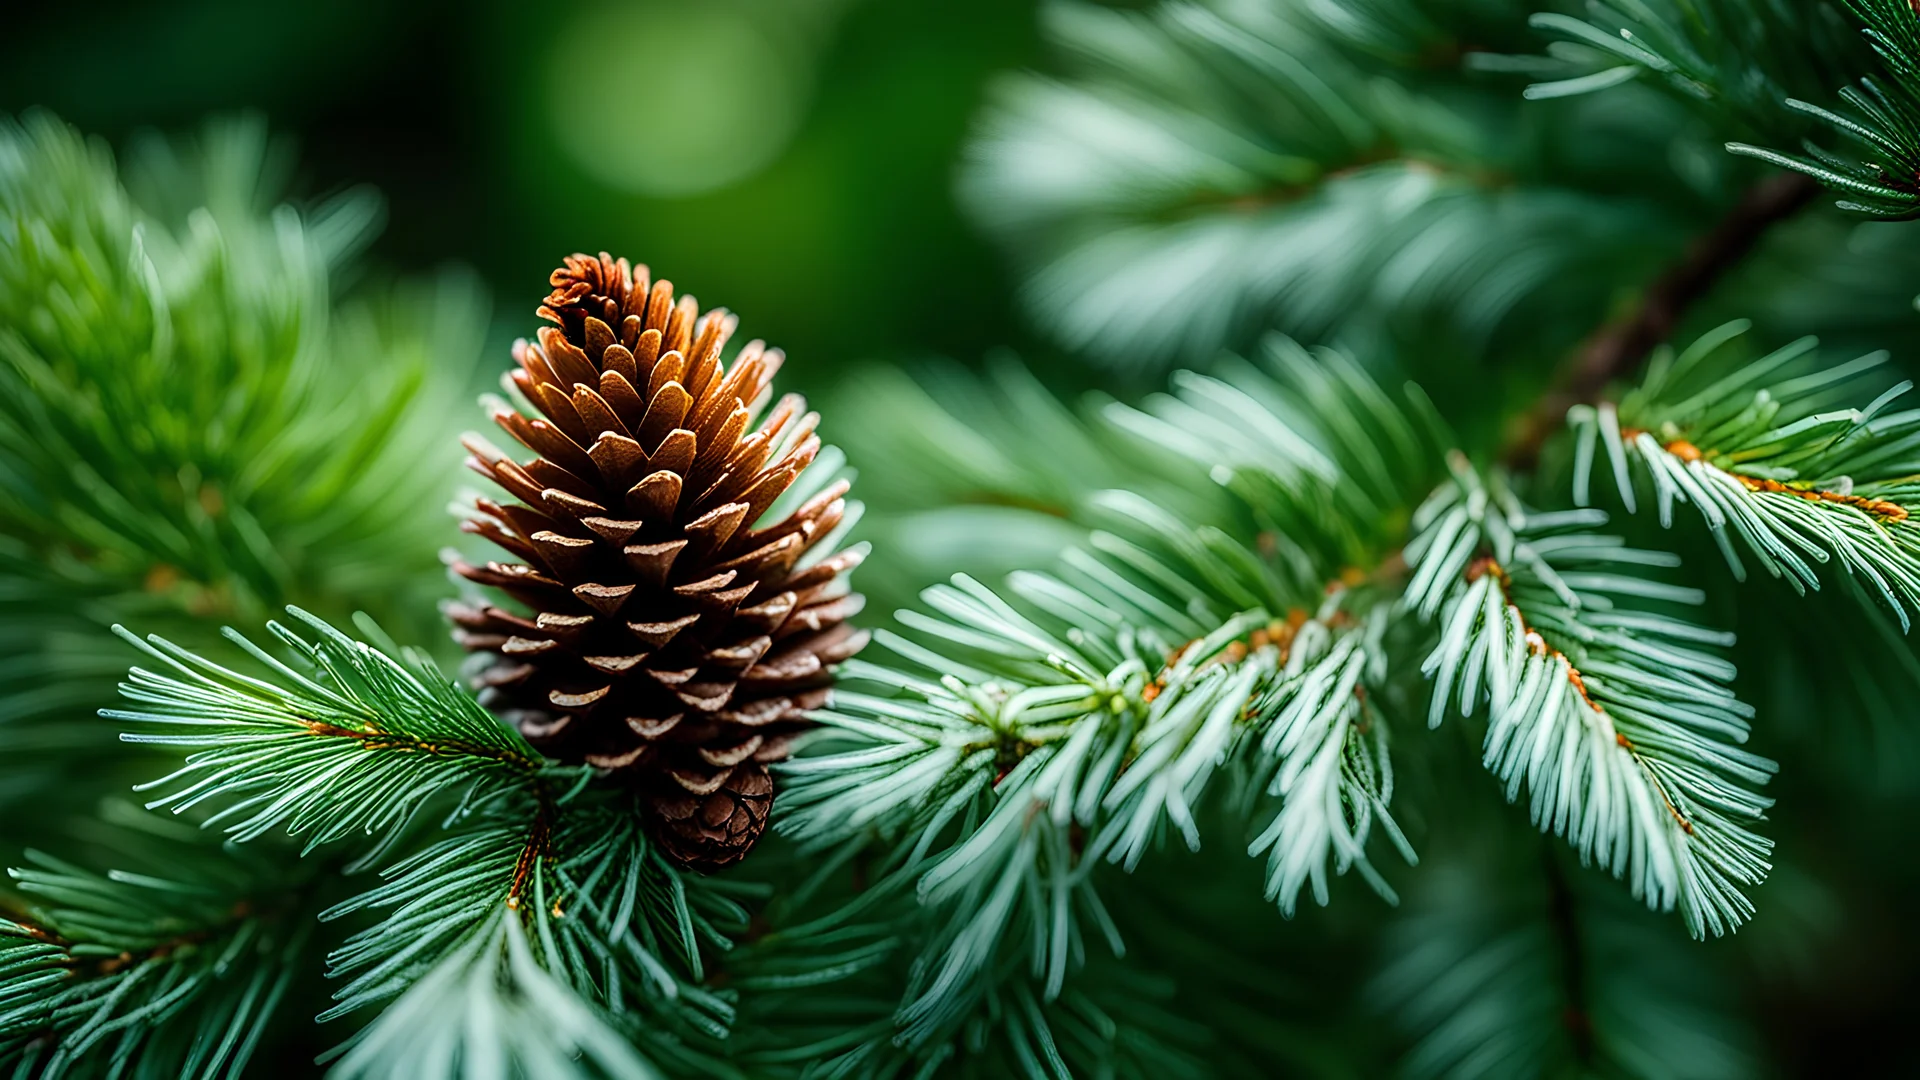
{"left": 0, "top": 0, "right": 1046, "bottom": 401}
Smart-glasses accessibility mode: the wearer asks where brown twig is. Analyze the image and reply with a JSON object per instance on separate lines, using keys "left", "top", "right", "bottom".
{"left": 1635, "top": 435, "right": 1911, "bottom": 522}
{"left": 1502, "top": 171, "right": 1821, "bottom": 470}
{"left": 303, "top": 720, "right": 544, "bottom": 772}
{"left": 6, "top": 896, "right": 267, "bottom": 981}
{"left": 505, "top": 793, "right": 555, "bottom": 912}
{"left": 1736, "top": 475, "right": 1912, "bottom": 523}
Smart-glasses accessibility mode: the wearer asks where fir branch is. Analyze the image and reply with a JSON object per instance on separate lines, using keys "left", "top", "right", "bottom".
{"left": 783, "top": 576, "right": 1162, "bottom": 1047}
{"left": 1516, "top": 0, "right": 1867, "bottom": 134}
{"left": 0, "top": 808, "right": 316, "bottom": 1078}
{"left": 1106, "top": 335, "right": 1444, "bottom": 569}
{"left": 327, "top": 909, "right": 661, "bottom": 1080}
{"left": 781, "top": 529, "right": 1411, "bottom": 1046}
{"left": 95, "top": 609, "right": 752, "bottom": 1074}
{"left": 88, "top": 610, "right": 744, "bottom": 1076}
{"left": 320, "top": 796, "right": 741, "bottom": 1074}
{"left": 1730, "top": 0, "right": 1920, "bottom": 219}
{"left": 0, "top": 111, "right": 479, "bottom": 830}
{"left": 1241, "top": 601, "right": 1414, "bottom": 914}
{"left": 0, "top": 113, "right": 478, "bottom": 633}
{"left": 1518, "top": 0, "right": 1920, "bottom": 218}
{"left": 1405, "top": 463, "right": 1775, "bottom": 938}
{"left": 782, "top": 341, "right": 1439, "bottom": 1055}
{"left": 105, "top": 608, "right": 556, "bottom": 865}
{"left": 319, "top": 814, "right": 552, "bottom": 1020}
{"left": 959, "top": 0, "right": 1674, "bottom": 371}
{"left": 1568, "top": 323, "right": 1920, "bottom": 626}
{"left": 838, "top": 335, "right": 1437, "bottom": 610}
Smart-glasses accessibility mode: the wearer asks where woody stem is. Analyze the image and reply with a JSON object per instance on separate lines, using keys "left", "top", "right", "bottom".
{"left": 1502, "top": 172, "right": 1820, "bottom": 471}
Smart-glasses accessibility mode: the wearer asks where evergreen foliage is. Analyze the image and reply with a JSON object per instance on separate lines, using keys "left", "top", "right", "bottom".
{"left": 0, "top": 806, "right": 317, "bottom": 1079}
{"left": 957, "top": 0, "right": 1687, "bottom": 373}
{"left": 1522, "top": 0, "right": 1920, "bottom": 218}
{"left": 1567, "top": 322, "right": 1920, "bottom": 616}
{"left": 1406, "top": 461, "right": 1773, "bottom": 939}
{"left": 5, "top": 0, "right": 1920, "bottom": 1075}
{"left": 0, "top": 111, "right": 480, "bottom": 820}
{"left": 0, "top": 113, "right": 476, "bottom": 629}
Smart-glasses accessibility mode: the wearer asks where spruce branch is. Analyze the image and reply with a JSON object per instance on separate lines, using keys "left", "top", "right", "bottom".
{"left": 320, "top": 812, "right": 558, "bottom": 1021}
{"left": 327, "top": 908, "right": 662, "bottom": 1080}
{"left": 1729, "top": 1, "right": 1920, "bottom": 219}
{"left": 0, "top": 113, "right": 477, "bottom": 632}
{"left": 318, "top": 789, "right": 744, "bottom": 1075}
{"left": 319, "top": 812, "right": 735, "bottom": 1077}
{"left": 1518, "top": 0, "right": 1920, "bottom": 219}
{"left": 105, "top": 609, "right": 558, "bottom": 867}
{"left": 0, "top": 807, "right": 317, "bottom": 1078}
{"left": 1516, "top": 0, "right": 1867, "bottom": 133}
{"left": 778, "top": 346, "right": 1440, "bottom": 1057}
{"left": 1405, "top": 462, "right": 1775, "bottom": 938}
{"left": 959, "top": 0, "right": 1675, "bottom": 371}
{"left": 321, "top": 796, "right": 739, "bottom": 1019}
{"left": 0, "top": 111, "right": 478, "bottom": 829}
{"left": 780, "top": 549, "right": 1403, "bottom": 1047}
{"left": 1568, "top": 323, "right": 1920, "bottom": 626}
{"left": 1240, "top": 600, "right": 1414, "bottom": 913}
{"left": 96, "top": 608, "right": 749, "bottom": 1073}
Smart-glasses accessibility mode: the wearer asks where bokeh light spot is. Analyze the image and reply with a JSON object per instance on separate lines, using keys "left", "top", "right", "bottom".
{"left": 543, "top": 3, "right": 812, "bottom": 198}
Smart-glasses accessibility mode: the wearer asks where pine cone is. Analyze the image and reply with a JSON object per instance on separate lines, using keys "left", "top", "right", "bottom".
{"left": 448, "top": 253, "right": 867, "bottom": 872}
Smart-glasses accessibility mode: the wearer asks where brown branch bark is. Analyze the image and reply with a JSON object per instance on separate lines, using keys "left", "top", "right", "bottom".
{"left": 302, "top": 720, "right": 543, "bottom": 771}
{"left": 1501, "top": 171, "right": 1821, "bottom": 471}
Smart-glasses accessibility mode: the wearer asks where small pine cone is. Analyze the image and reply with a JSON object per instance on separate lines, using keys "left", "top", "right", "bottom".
{"left": 449, "top": 252, "right": 867, "bottom": 872}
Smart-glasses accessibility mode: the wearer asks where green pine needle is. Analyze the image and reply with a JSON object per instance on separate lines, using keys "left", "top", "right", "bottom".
{"left": 1569, "top": 322, "right": 1920, "bottom": 627}
{"left": 1406, "top": 462, "right": 1775, "bottom": 938}
{"left": 105, "top": 608, "right": 555, "bottom": 865}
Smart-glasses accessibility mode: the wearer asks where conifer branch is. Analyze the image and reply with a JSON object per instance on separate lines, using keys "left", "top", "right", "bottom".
{"left": 327, "top": 910, "right": 664, "bottom": 1080}
{"left": 319, "top": 795, "right": 741, "bottom": 1072}
{"left": 104, "top": 609, "right": 558, "bottom": 866}
{"left": 17, "top": 2, "right": 1920, "bottom": 1061}
{"left": 0, "top": 113, "right": 476, "bottom": 633}
{"left": 1732, "top": 0, "right": 1920, "bottom": 218}
{"left": 959, "top": 0, "right": 1673, "bottom": 371}
{"left": 0, "top": 809, "right": 316, "bottom": 1077}
{"left": 1568, "top": 323, "right": 1920, "bottom": 626}
{"left": 0, "top": 113, "right": 478, "bottom": 830}
{"left": 1519, "top": 1, "right": 1920, "bottom": 217}
{"left": 91, "top": 608, "right": 744, "bottom": 1074}
{"left": 1518, "top": 2, "right": 1865, "bottom": 119}
{"left": 778, "top": 341, "right": 1439, "bottom": 1056}
{"left": 1405, "top": 463, "right": 1775, "bottom": 938}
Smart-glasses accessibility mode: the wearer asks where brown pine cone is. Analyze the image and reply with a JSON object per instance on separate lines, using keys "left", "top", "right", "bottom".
{"left": 448, "top": 252, "right": 867, "bottom": 872}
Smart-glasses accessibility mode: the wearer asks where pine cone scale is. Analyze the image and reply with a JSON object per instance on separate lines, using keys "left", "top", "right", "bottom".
{"left": 451, "top": 252, "right": 863, "bottom": 871}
